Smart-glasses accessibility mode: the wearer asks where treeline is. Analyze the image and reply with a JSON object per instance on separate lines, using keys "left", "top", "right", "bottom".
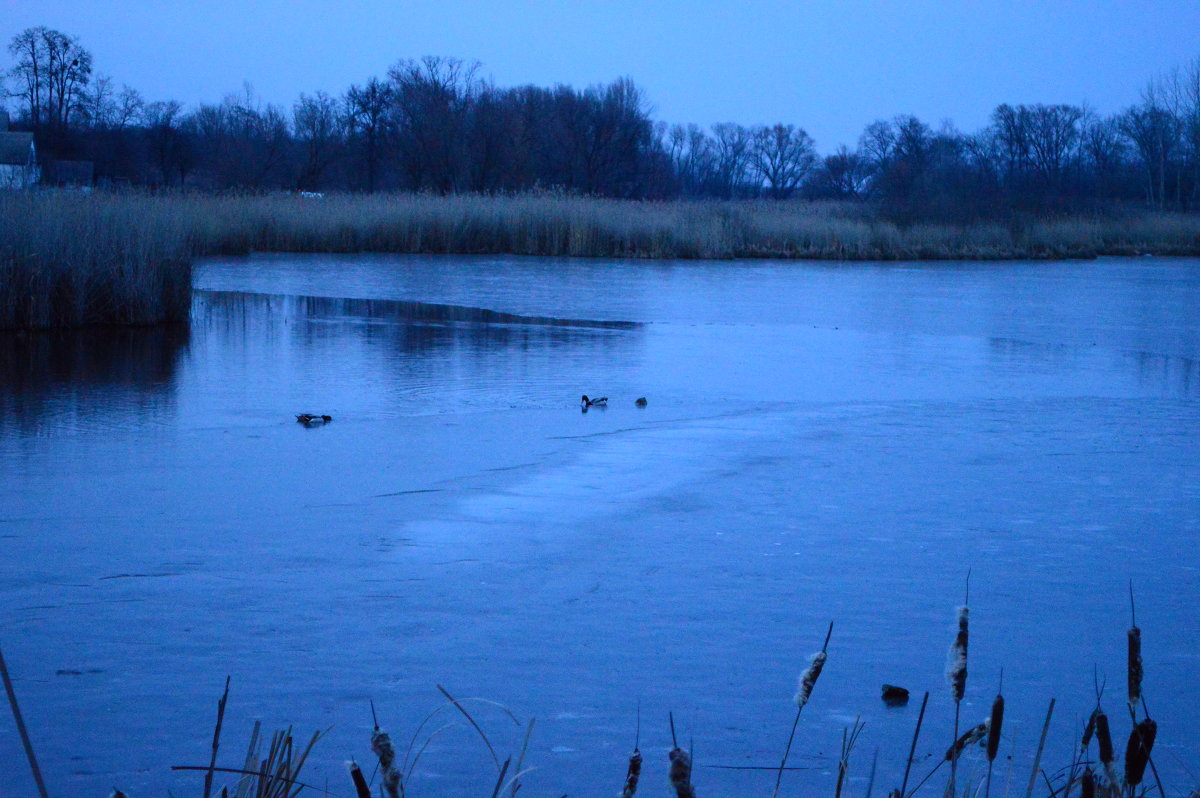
{"left": 6, "top": 26, "right": 1200, "bottom": 219}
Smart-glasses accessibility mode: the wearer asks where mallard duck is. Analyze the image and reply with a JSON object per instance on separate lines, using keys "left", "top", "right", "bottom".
{"left": 296, "top": 413, "right": 333, "bottom": 425}
{"left": 580, "top": 395, "right": 608, "bottom": 408}
{"left": 635, "top": 397, "right": 648, "bottom": 407}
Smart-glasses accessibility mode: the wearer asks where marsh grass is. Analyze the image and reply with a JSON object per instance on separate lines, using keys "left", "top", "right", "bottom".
{"left": 0, "top": 191, "right": 191, "bottom": 329}
{"left": 4, "top": 190, "right": 1200, "bottom": 329}
{"left": 144, "top": 193, "right": 1200, "bottom": 262}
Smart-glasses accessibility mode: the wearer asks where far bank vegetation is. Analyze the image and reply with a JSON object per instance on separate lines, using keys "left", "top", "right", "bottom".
{"left": 3, "top": 191, "right": 1200, "bottom": 329}
{"left": 4, "top": 28, "right": 1200, "bottom": 329}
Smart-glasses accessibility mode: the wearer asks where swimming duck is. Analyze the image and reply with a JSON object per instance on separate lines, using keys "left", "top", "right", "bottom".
{"left": 296, "top": 413, "right": 333, "bottom": 425}
{"left": 580, "top": 395, "right": 608, "bottom": 408}
{"left": 635, "top": 397, "right": 648, "bottom": 407}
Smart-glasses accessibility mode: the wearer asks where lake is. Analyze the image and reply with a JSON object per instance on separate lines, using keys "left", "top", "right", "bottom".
{"left": 1, "top": 254, "right": 1198, "bottom": 797}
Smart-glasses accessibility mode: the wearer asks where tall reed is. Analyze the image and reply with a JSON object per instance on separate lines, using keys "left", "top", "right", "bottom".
{"left": 945, "top": 604, "right": 969, "bottom": 796}
{"left": 985, "top": 682, "right": 1005, "bottom": 798}
{"left": 773, "top": 621, "right": 833, "bottom": 798}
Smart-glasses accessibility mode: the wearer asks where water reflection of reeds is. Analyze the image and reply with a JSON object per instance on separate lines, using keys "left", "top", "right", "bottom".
{"left": 0, "top": 326, "right": 188, "bottom": 436}
{"left": 186, "top": 290, "right": 645, "bottom": 413}
{"left": 195, "top": 289, "right": 640, "bottom": 356}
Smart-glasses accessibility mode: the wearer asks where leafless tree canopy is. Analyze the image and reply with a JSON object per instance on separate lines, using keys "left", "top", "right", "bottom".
{"left": 6, "top": 25, "right": 1200, "bottom": 215}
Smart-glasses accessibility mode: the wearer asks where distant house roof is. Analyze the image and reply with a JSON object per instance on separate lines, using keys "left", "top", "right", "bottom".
{"left": 0, "top": 132, "right": 35, "bottom": 165}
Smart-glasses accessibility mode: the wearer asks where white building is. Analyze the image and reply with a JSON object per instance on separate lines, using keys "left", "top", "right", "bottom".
{"left": 0, "top": 111, "right": 40, "bottom": 189}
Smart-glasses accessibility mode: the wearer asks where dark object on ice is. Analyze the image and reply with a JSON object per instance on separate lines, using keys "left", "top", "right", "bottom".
{"left": 296, "top": 413, "right": 332, "bottom": 425}
{"left": 635, "top": 397, "right": 648, "bottom": 407}
{"left": 581, "top": 395, "right": 608, "bottom": 408}
{"left": 882, "top": 684, "right": 910, "bottom": 705}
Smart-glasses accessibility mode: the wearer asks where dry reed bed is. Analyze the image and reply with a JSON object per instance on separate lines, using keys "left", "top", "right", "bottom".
{"left": 3, "top": 190, "right": 1200, "bottom": 329}
{"left": 0, "top": 192, "right": 192, "bottom": 329}
{"left": 176, "top": 193, "right": 1200, "bottom": 261}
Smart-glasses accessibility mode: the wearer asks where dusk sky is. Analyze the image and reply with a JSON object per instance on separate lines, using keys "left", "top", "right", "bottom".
{"left": 4, "top": 0, "right": 1200, "bottom": 150}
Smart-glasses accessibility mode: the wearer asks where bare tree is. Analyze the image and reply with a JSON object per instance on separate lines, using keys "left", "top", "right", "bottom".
{"left": 666, "top": 123, "right": 715, "bottom": 196}
{"left": 389, "top": 56, "right": 480, "bottom": 192}
{"left": 189, "top": 85, "right": 290, "bottom": 189}
{"left": 750, "top": 123, "right": 816, "bottom": 198}
{"left": 293, "top": 91, "right": 345, "bottom": 190}
{"left": 143, "top": 100, "right": 191, "bottom": 185}
{"left": 1081, "top": 111, "right": 1127, "bottom": 200}
{"left": 7, "top": 27, "right": 92, "bottom": 135}
{"left": 345, "top": 77, "right": 394, "bottom": 191}
{"left": 710, "top": 122, "right": 752, "bottom": 198}
{"left": 1026, "top": 104, "right": 1085, "bottom": 189}
{"left": 115, "top": 85, "right": 144, "bottom": 130}
{"left": 1121, "top": 100, "right": 1181, "bottom": 208}
{"left": 807, "top": 145, "right": 869, "bottom": 199}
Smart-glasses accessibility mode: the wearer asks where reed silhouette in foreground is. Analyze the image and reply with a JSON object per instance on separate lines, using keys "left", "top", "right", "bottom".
{"left": 5, "top": 586, "right": 1186, "bottom": 796}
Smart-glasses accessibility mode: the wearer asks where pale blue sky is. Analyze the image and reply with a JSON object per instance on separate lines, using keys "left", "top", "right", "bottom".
{"left": 3, "top": 0, "right": 1199, "bottom": 149}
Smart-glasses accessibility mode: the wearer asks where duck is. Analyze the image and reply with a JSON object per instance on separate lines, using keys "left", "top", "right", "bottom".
{"left": 635, "top": 397, "right": 648, "bottom": 407}
{"left": 580, "top": 395, "right": 608, "bottom": 408}
{"left": 296, "top": 413, "right": 333, "bottom": 425}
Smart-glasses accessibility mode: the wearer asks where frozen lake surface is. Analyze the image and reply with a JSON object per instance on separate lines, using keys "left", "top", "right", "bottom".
{"left": 2, "top": 254, "right": 1198, "bottom": 797}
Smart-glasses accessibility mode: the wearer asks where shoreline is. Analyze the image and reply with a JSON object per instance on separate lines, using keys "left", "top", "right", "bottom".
{"left": 3, "top": 190, "right": 1199, "bottom": 329}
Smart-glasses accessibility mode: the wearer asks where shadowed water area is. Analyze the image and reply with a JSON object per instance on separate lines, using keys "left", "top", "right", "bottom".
{"left": 1, "top": 254, "right": 1198, "bottom": 797}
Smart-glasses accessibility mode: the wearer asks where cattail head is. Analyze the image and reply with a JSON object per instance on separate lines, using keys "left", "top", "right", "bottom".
{"left": 1095, "top": 710, "right": 1114, "bottom": 766}
{"left": 794, "top": 650, "right": 827, "bottom": 709}
{"left": 986, "top": 694, "right": 1004, "bottom": 762}
{"left": 371, "top": 728, "right": 396, "bottom": 769}
{"left": 620, "top": 749, "right": 643, "bottom": 798}
{"left": 668, "top": 747, "right": 695, "bottom": 798}
{"left": 1080, "top": 768, "right": 1096, "bottom": 798}
{"left": 1081, "top": 708, "right": 1097, "bottom": 751}
{"left": 1123, "top": 718, "right": 1157, "bottom": 788}
{"left": 1127, "top": 626, "right": 1143, "bottom": 712}
{"left": 347, "top": 761, "right": 371, "bottom": 798}
{"left": 946, "top": 606, "right": 969, "bottom": 703}
{"left": 371, "top": 729, "right": 402, "bottom": 798}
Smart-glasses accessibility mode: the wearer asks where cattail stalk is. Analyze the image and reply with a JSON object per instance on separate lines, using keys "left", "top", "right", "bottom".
{"left": 204, "top": 677, "right": 231, "bottom": 798}
{"left": 773, "top": 622, "right": 833, "bottom": 798}
{"left": 835, "top": 718, "right": 865, "bottom": 798}
{"left": 899, "top": 692, "right": 929, "bottom": 798}
{"left": 1023, "top": 698, "right": 1055, "bottom": 798}
{"left": 0, "top": 646, "right": 50, "bottom": 798}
